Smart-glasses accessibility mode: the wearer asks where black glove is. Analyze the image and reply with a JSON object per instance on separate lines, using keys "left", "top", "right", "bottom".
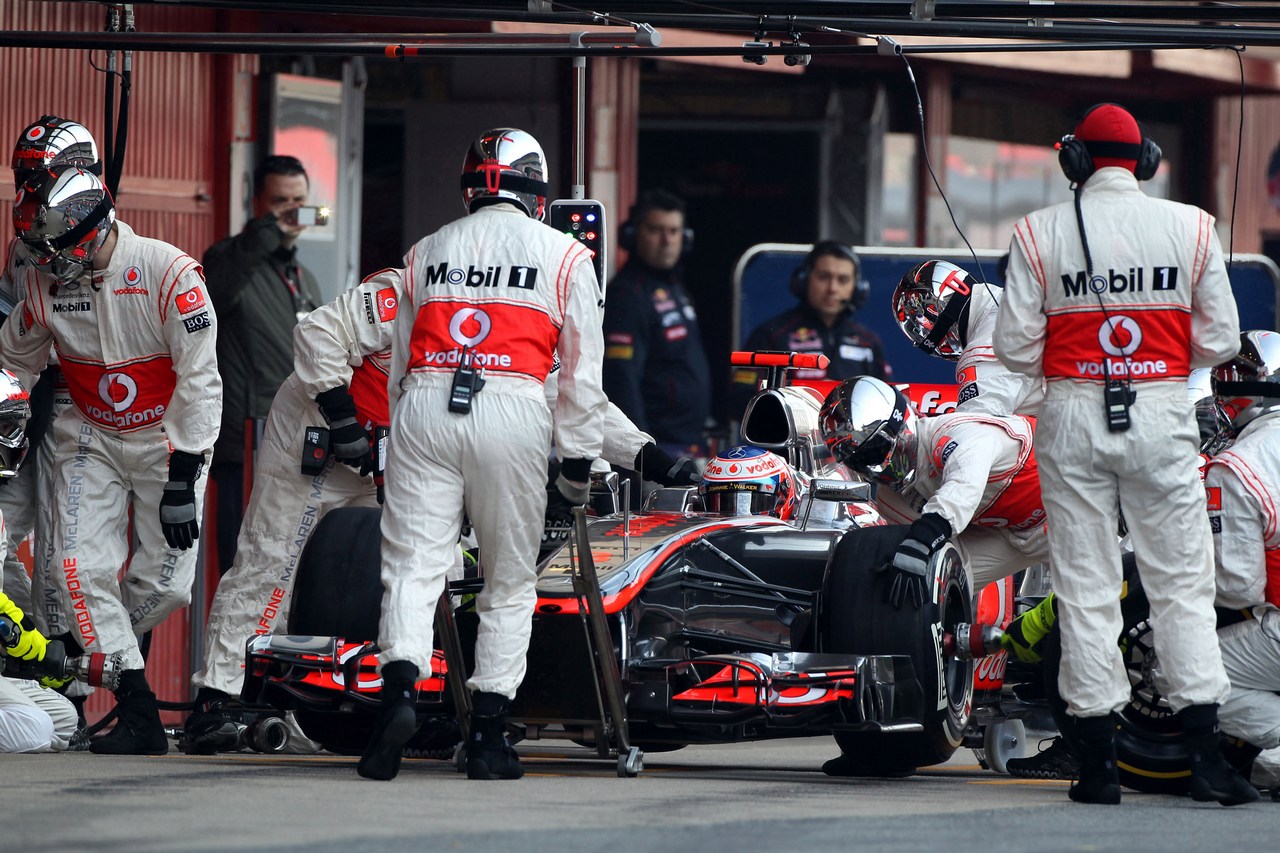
{"left": 635, "top": 442, "right": 701, "bottom": 487}
{"left": 542, "top": 461, "right": 592, "bottom": 549}
{"left": 878, "top": 513, "right": 952, "bottom": 609}
{"left": 161, "top": 450, "right": 204, "bottom": 551}
{"left": 316, "top": 386, "right": 371, "bottom": 466}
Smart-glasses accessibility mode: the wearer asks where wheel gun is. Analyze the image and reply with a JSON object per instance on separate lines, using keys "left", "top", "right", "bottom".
{"left": 0, "top": 614, "right": 123, "bottom": 690}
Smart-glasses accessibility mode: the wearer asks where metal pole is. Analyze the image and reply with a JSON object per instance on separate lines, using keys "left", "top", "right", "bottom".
{"left": 570, "top": 33, "right": 586, "bottom": 200}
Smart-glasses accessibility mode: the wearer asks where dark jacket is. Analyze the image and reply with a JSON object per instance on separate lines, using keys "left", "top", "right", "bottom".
{"left": 204, "top": 214, "right": 322, "bottom": 464}
{"left": 602, "top": 260, "right": 711, "bottom": 448}
{"left": 730, "top": 302, "right": 892, "bottom": 416}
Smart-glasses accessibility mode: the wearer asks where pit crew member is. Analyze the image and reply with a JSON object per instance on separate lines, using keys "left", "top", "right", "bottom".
{"left": 1, "top": 115, "right": 96, "bottom": 633}
{"left": 359, "top": 128, "right": 606, "bottom": 782}
{"left": 994, "top": 102, "right": 1252, "bottom": 806}
{"left": 893, "top": 259, "right": 1042, "bottom": 415}
{"left": 1, "top": 166, "right": 220, "bottom": 756}
{"left": 1207, "top": 330, "right": 1280, "bottom": 796}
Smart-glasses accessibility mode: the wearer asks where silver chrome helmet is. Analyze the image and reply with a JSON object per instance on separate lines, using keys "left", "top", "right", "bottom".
{"left": 13, "top": 166, "right": 115, "bottom": 284}
{"left": 1188, "top": 368, "right": 1231, "bottom": 455}
{"left": 892, "top": 260, "right": 979, "bottom": 361}
{"left": 1213, "top": 330, "right": 1280, "bottom": 432}
{"left": 11, "top": 116, "right": 100, "bottom": 189}
{"left": 460, "top": 128, "right": 548, "bottom": 220}
{"left": 0, "top": 369, "right": 31, "bottom": 477}
{"left": 819, "top": 376, "right": 919, "bottom": 486}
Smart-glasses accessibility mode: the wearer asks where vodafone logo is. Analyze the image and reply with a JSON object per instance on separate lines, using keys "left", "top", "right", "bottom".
{"left": 176, "top": 286, "right": 206, "bottom": 315}
{"left": 376, "top": 287, "right": 397, "bottom": 322}
{"left": 98, "top": 373, "right": 138, "bottom": 413}
{"left": 25, "top": 126, "right": 46, "bottom": 142}
{"left": 1099, "top": 316, "right": 1142, "bottom": 357}
{"left": 124, "top": 266, "right": 143, "bottom": 285}
{"left": 448, "top": 307, "right": 492, "bottom": 347}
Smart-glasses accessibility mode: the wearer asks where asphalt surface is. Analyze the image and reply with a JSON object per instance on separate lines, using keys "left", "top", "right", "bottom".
{"left": 10, "top": 736, "right": 1277, "bottom": 852}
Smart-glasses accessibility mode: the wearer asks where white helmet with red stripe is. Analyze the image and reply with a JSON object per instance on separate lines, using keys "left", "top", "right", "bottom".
{"left": 11, "top": 115, "right": 99, "bottom": 190}
{"left": 459, "top": 128, "right": 548, "bottom": 220}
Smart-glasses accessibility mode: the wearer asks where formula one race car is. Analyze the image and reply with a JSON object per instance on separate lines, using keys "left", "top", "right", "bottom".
{"left": 240, "top": 354, "right": 980, "bottom": 776}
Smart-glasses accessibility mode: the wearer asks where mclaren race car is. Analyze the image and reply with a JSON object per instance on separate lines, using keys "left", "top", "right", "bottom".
{"left": 239, "top": 354, "right": 981, "bottom": 776}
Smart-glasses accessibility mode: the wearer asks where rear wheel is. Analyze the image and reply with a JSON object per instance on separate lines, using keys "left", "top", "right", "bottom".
{"left": 287, "top": 507, "right": 385, "bottom": 752}
{"left": 821, "top": 525, "right": 974, "bottom": 774}
{"left": 287, "top": 506, "right": 385, "bottom": 640}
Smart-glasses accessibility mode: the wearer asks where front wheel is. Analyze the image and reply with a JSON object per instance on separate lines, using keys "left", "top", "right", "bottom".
{"left": 821, "top": 525, "right": 974, "bottom": 773}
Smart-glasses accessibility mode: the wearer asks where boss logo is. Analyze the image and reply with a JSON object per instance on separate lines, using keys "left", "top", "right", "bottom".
{"left": 182, "top": 312, "right": 211, "bottom": 334}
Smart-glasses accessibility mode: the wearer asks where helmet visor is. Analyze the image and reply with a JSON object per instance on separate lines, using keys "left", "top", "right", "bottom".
{"left": 702, "top": 484, "right": 776, "bottom": 517}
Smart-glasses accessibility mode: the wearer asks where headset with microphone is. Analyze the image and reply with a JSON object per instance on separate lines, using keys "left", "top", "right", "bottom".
{"left": 618, "top": 192, "right": 695, "bottom": 258}
{"left": 1057, "top": 103, "right": 1162, "bottom": 185}
{"left": 790, "top": 240, "right": 869, "bottom": 310}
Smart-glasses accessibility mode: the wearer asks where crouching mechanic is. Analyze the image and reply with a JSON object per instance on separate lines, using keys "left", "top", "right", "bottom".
{"left": 817, "top": 375, "right": 1052, "bottom": 775}
{"left": 358, "top": 128, "right": 607, "bottom": 782}
{"left": 1206, "top": 330, "right": 1280, "bottom": 798}
{"left": 2, "top": 592, "right": 77, "bottom": 752}
{"left": 1, "top": 166, "right": 220, "bottom": 755}
{"left": 0, "top": 372, "right": 75, "bottom": 754}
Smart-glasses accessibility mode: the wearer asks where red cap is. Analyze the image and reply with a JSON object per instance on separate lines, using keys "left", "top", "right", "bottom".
{"left": 1074, "top": 103, "right": 1141, "bottom": 172}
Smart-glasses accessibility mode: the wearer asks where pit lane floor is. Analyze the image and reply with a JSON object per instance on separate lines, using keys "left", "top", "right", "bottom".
{"left": 10, "top": 736, "right": 1275, "bottom": 852}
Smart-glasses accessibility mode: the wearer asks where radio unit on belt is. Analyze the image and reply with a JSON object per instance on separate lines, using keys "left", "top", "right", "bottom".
{"left": 449, "top": 348, "right": 487, "bottom": 415}
{"left": 1104, "top": 380, "right": 1136, "bottom": 433}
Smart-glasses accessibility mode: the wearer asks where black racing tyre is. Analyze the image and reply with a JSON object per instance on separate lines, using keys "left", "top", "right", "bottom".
{"left": 287, "top": 506, "right": 385, "bottom": 641}
{"left": 821, "top": 525, "right": 974, "bottom": 773}
{"left": 1044, "top": 554, "right": 1190, "bottom": 794}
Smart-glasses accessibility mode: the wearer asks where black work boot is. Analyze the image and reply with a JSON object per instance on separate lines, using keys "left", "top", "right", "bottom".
{"left": 90, "top": 669, "right": 170, "bottom": 755}
{"left": 1179, "top": 704, "right": 1260, "bottom": 806}
{"left": 466, "top": 691, "right": 524, "bottom": 780}
{"left": 1068, "top": 715, "right": 1121, "bottom": 805}
{"left": 1007, "top": 736, "right": 1081, "bottom": 780}
{"left": 357, "top": 661, "right": 419, "bottom": 781}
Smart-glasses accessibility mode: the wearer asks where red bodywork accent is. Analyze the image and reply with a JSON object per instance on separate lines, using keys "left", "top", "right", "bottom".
{"left": 534, "top": 515, "right": 789, "bottom": 616}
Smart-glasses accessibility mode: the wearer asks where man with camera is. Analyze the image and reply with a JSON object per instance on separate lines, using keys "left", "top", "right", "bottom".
{"left": 205, "top": 155, "right": 323, "bottom": 574}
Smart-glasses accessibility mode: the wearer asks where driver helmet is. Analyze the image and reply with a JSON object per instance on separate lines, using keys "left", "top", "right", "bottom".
{"left": 892, "top": 260, "right": 979, "bottom": 360}
{"left": 699, "top": 446, "right": 799, "bottom": 519}
{"left": 0, "top": 369, "right": 31, "bottom": 478}
{"left": 1212, "top": 329, "right": 1280, "bottom": 432}
{"left": 819, "top": 376, "right": 919, "bottom": 486}
{"left": 13, "top": 165, "right": 115, "bottom": 284}
{"left": 460, "top": 128, "right": 548, "bottom": 220}
{"left": 11, "top": 116, "right": 100, "bottom": 190}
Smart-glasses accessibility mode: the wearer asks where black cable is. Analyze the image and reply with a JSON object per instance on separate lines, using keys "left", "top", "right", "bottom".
{"left": 1227, "top": 46, "right": 1245, "bottom": 275}
{"left": 897, "top": 51, "right": 990, "bottom": 285}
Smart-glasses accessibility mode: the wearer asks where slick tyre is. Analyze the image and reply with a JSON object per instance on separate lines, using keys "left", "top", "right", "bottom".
{"left": 821, "top": 525, "right": 974, "bottom": 773}
{"left": 1044, "top": 555, "right": 1190, "bottom": 794}
{"left": 288, "top": 506, "right": 385, "bottom": 640}
{"left": 288, "top": 506, "right": 387, "bottom": 754}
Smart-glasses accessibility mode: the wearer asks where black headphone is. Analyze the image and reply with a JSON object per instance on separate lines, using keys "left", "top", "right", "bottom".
{"left": 790, "top": 241, "right": 869, "bottom": 309}
{"left": 1058, "top": 103, "right": 1162, "bottom": 185}
{"left": 619, "top": 211, "right": 695, "bottom": 258}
